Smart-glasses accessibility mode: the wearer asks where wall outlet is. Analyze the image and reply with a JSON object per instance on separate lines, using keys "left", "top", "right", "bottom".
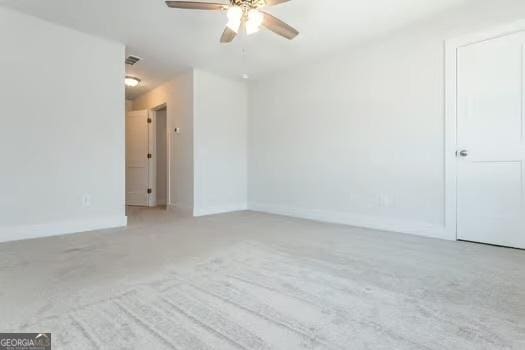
{"left": 82, "top": 194, "right": 92, "bottom": 208}
{"left": 174, "top": 127, "right": 181, "bottom": 134}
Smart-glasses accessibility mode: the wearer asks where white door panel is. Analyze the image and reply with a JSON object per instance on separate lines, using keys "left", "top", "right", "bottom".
{"left": 457, "top": 31, "right": 525, "bottom": 248}
{"left": 126, "top": 110, "right": 150, "bottom": 206}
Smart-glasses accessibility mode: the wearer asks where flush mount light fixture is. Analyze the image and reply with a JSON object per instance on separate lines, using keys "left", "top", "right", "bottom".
{"left": 125, "top": 76, "right": 141, "bottom": 87}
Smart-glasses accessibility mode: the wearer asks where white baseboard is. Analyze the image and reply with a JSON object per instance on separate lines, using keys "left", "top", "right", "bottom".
{"left": 193, "top": 203, "right": 248, "bottom": 217}
{"left": 0, "top": 216, "right": 128, "bottom": 244}
{"left": 167, "top": 203, "right": 194, "bottom": 216}
{"left": 248, "top": 202, "right": 453, "bottom": 241}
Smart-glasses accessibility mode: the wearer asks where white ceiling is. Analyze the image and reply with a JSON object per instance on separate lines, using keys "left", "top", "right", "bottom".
{"left": 1, "top": 0, "right": 472, "bottom": 98}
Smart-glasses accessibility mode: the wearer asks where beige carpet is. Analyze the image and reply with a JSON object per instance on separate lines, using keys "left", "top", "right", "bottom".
{"left": 1, "top": 208, "right": 524, "bottom": 349}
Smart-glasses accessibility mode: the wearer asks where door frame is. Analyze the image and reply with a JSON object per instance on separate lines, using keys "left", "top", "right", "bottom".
{"left": 149, "top": 103, "right": 170, "bottom": 207}
{"left": 444, "top": 20, "right": 525, "bottom": 239}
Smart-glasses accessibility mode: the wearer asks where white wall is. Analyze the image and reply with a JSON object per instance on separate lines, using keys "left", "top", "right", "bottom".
{"left": 132, "top": 70, "right": 247, "bottom": 216}
{"left": 132, "top": 71, "right": 194, "bottom": 212}
{"left": 0, "top": 8, "right": 126, "bottom": 242}
{"left": 125, "top": 100, "right": 133, "bottom": 114}
{"left": 193, "top": 70, "right": 248, "bottom": 216}
{"left": 248, "top": 0, "right": 525, "bottom": 240}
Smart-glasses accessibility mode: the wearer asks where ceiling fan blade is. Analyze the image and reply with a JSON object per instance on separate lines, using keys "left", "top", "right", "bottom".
{"left": 165, "top": 1, "right": 226, "bottom": 10}
{"left": 261, "top": 12, "right": 299, "bottom": 40}
{"left": 264, "top": 0, "right": 291, "bottom": 6}
{"left": 220, "top": 27, "right": 237, "bottom": 43}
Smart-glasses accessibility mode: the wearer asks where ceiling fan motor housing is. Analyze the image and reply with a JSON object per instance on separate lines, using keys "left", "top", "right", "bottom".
{"left": 231, "top": 0, "right": 266, "bottom": 9}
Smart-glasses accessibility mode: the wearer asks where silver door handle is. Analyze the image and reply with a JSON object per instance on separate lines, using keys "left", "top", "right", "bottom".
{"left": 456, "top": 150, "right": 468, "bottom": 157}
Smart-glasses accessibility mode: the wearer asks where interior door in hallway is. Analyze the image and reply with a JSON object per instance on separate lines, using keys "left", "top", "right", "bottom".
{"left": 126, "top": 110, "right": 150, "bottom": 206}
{"left": 456, "top": 31, "right": 525, "bottom": 248}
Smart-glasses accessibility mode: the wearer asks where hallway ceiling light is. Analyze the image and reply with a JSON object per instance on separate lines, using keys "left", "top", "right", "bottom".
{"left": 165, "top": 0, "right": 299, "bottom": 43}
{"left": 125, "top": 76, "right": 141, "bottom": 87}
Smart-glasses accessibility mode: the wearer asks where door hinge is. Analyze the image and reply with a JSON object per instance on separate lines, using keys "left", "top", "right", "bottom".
{"left": 147, "top": 153, "right": 152, "bottom": 159}
{"left": 147, "top": 118, "right": 152, "bottom": 123}
{"left": 147, "top": 188, "right": 152, "bottom": 194}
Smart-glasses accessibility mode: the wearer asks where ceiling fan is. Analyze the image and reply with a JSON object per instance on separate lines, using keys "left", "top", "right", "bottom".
{"left": 165, "top": 0, "right": 299, "bottom": 43}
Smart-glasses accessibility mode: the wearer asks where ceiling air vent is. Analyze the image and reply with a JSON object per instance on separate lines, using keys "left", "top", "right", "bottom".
{"left": 125, "top": 55, "right": 142, "bottom": 66}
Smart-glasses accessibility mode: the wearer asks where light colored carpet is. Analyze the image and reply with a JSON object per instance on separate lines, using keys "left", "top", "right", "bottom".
{"left": 1, "top": 208, "right": 524, "bottom": 349}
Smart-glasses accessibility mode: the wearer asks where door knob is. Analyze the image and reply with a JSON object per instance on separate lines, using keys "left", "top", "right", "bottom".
{"left": 456, "top": 150, "right": 469, "bottom": 157}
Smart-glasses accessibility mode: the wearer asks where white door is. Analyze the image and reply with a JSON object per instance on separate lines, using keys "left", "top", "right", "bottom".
{"left": 126, "top": 110, "right": 151, "bottom": 206}
{"left": 456, "top": 31, "right": 525, "bottom": 248}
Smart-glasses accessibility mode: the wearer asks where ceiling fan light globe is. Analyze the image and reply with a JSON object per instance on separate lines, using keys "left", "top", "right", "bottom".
{"left": 246, "top": 9, "right": 263, "bottom": 35}
{"left": 227, "top": 6, "right": 243, "bottom": 21}
{"left": 246, "top": 21, "right": 260, "bottom": 35}
{"left": 226, "top": 19, "right": 241, "bottom": 33}
{"left": 248, "top": 9, "right": 264, "bottom": 26}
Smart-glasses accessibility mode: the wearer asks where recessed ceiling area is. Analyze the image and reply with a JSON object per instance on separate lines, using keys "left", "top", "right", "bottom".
{"left": 1, "top": 0, "right": 473, "bottom": 98}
